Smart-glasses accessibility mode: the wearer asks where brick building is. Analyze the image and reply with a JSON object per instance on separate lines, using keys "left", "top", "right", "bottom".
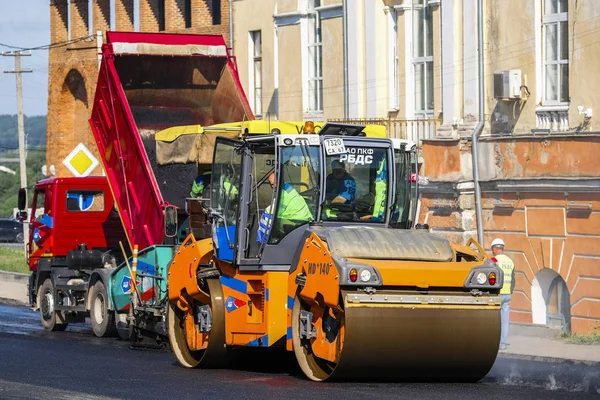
{"left": 47, "top": 0, "right": 230, "bottom": 177}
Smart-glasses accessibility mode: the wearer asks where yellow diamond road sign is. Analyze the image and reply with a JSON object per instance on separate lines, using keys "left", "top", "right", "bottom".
{"left": 62, "top": 143, "right": 100, "bottom": 177}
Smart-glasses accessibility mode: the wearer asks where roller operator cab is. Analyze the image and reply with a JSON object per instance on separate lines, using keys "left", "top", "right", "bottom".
{"left": 167, "top": 123, "right": 505, "bottom": 382}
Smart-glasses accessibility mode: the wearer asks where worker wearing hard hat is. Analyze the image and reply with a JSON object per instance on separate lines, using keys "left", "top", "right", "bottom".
{"left": 491, "top": 238, "right": 515, "bottom": 350}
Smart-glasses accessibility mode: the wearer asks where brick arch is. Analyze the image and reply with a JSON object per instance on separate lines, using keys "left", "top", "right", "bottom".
{"left": 58, "top": 69, "right": 88, "bottom": 139}
{"left": 55, "top": 69, "right": 93, "bottom": 176}
{"left": 61, "top": 69, "right": 88, "bottom": 107}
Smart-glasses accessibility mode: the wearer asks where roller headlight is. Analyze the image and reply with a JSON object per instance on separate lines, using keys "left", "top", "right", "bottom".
{"left": 476, "top": 272, "right": 487, "bottom": 285}
{"left": 360, "top": 269, "right": 372, "bottom": 282}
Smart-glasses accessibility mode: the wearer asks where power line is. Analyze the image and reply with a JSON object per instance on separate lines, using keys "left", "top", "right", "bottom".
{"left": 0, "top": 146, "right": 47, "bottom": 152}
{"left": 0, "top": 35, "right": 94, "bottom": 52}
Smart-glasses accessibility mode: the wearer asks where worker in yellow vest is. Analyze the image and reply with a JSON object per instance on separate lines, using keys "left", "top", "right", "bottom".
{"left": 492, "top": 238, "right": 515, "bottom": 350}
{"left": 257, "top": 172, "right": 313, "bottom": 244}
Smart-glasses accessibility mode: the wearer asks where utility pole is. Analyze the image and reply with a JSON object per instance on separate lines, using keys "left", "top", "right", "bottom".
{"left": 3, "top": 51, "right": 33, "bottom": 251}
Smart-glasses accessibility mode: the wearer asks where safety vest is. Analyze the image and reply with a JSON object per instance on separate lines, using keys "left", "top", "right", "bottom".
{"left": 372, "top": 159, "right": 387, "bottom": 222}
{"left": 190, "top": 170, "right": 212, "bottom": 197}
{"left": 222, "top": 180, "right": 238, "bottom": 198}
{"left": 495, "top": 253, "right": 515, "bottom": 295}
{"left": 257, "top": 183, "right": 312, "bottom": 243}
{"left": 279, "top": 183, "right": 313, "bottom": 221}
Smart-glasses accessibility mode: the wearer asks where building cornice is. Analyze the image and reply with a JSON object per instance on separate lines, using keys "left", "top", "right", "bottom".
{"left": 393, "top": 4, "right": 411, "bottom": 14}
{"left": 316, "top": 4, "right": 343, "bottom": 19}
{"left": 273, "top": 11, "right": 302, "bottom": 26}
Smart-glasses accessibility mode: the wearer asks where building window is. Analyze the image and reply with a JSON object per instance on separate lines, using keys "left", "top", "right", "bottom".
{"left": 184, "top": 0, "right": 192, "bottom": 28}
{"left": 387, "top": 8, "right": 399, "bottom": 111}
{"left": 212, "top": 0, "right": 221, "bottom": 25}
{"left": 250, "top": 31, "right": 262, "bottom": 116}
{"left": 158, "top": 0, "right": 165, "bottom": 31}
{"left": 543, "top": 0, "right": 569, "bottom": 103}
{"left": 412, "top": 0, "right": 433, "bottom": 114}
{"left": 307, "top": 1, "right": 323, "bottom": 112}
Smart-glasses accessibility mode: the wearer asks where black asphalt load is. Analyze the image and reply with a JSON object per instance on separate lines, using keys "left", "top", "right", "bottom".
{"left": 0, "top": 304, "right": 598, "bottom": 399}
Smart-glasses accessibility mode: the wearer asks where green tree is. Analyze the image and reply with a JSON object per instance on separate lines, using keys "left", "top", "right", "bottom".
{"left": 0, "top": 115, "right": 46, "bottom": 218}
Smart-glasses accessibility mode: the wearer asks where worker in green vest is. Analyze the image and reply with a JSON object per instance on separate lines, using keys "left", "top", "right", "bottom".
{"left": 371, "top": 158, "right": 388, "bottom": 221}
{"left": 492, "top": 238, "right": 515, "bottom": 350}
{"left": 191, "top": 168, "right": 239, "bottom": 201}
{"left": 359, "top": 158, "right": 388, "bottom": 222}
{"left": 190, "top": 169, "right": 212, "bottom": 198}
{"left": 257, "top": 172, "right": 313, "bottom": 243}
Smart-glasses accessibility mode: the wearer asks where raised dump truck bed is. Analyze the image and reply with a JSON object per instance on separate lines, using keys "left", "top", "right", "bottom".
{"left": 89, "top": 32, "right": 253, "bottom": 250}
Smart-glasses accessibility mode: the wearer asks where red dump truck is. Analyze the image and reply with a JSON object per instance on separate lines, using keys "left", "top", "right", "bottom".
{"left": 20, "top": 32, "right": 253, "bottom": 342}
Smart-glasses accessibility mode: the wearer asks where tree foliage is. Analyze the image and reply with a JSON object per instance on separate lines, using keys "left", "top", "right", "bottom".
{"left": 0, "top": 115, "right": 46, "bottom": 218}
{"left": 0, "top": 115, "right": 46, "bottom": 150}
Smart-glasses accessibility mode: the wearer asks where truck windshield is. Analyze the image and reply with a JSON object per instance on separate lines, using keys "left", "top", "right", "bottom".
{"left": 322, "top": 145, "right": 389, "bottom": 223}
{"left": 266, "top": 144, "right": 320, "bottom": 244}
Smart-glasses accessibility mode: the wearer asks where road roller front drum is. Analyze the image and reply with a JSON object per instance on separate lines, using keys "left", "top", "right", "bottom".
{"left": 168, "top": 279, "right": 230, "bottom": 368}
{"left": 292, "top": 291, "right": 501, "bottom": 382}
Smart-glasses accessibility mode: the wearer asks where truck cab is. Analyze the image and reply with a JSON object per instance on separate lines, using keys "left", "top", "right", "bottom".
{"left": 22, "top": 176, "right": 127, "bottom": 332}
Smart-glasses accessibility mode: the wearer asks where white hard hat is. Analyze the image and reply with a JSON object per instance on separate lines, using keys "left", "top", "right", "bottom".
{"left": 491, "top": 238, "right": 505, "bottom": 247}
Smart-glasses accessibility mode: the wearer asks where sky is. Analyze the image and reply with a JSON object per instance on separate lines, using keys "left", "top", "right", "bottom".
{"left": 0, "top": 2, "right": 50, "bottom": 116}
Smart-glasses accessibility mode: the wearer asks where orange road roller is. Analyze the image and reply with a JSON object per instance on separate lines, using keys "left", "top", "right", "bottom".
{"left": 167, "top": 123, "right": 503, "bottom": 381}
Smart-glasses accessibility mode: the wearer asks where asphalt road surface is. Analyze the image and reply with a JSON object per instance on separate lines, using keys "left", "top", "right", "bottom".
{"left": 0, "top": 303, "right": 598, "bottom": 400}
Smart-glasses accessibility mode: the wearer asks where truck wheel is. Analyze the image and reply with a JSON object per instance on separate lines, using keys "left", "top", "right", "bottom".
{"left": 15, "top": 232, "right": 24, "bottom": 243}
{"left": 90, "top": 280, "right": 116, "bottom": 338}
{"left": 38, "top": 279, "right": 68, "bottom": 332}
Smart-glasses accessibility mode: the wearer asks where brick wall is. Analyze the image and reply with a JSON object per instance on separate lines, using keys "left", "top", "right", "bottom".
{"left": 140, "top": 0, "right": 161, "bottom": 32}
{"left": 50, "top": 0, "right": 68, "bottom": 43}
{"left": 191, "top": 0, "right": 230, "bottom": 45}
{"left": 166, "top": 0, "right": 186, "bottom": 31}
{"left": 116, "top": 0, "right": 135, "bottom": 31}
{"left": 93, "top": 0, "right": 110, "bottom": 32}
{"left": 70, "top": 0, "right": 89, "bottom": 38}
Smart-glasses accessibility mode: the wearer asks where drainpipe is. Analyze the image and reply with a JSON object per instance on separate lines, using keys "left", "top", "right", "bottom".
{"left": 471, "top": 0, "right": 485, "bottom": 244}
{"left": 229, "top": 0, "right": 233, "bottom": 53}
{"left": 96, "top": 31, "right": 103, "bottom": 68}
{"left": 342, "top": 0, "right": 349, "bottom": 119}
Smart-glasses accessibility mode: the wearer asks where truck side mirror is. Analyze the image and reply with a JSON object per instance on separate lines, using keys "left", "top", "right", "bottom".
{"left": 18, "top": 188, "right": 27, "bottom": 211}
{"left": 164, "top": 205, "right": 178, "bottom": 237}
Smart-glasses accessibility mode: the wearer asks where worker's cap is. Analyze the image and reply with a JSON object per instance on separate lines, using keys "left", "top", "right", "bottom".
{"left": 491, "top": 238, "right": 505, "bottom": 248}
{"left": 331, "top": 159, "right": 345, "bottom": 171}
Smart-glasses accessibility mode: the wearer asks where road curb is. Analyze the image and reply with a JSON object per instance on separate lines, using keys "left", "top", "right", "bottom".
{"left": 0, "top": 270, "right": 30, "bottom": 283}
{"left": 499, "top": 352, "right": 600, "bottom": 367}
{"left": 0, "top": 271, "right": 30, "bottom": 306}
{"left": 0, "top": 297, "right": 27, "bottom": 307}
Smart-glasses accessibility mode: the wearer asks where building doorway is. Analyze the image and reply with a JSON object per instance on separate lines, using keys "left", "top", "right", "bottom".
{"left": 531, "top": 268, "right": 571, "bottom": 334}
